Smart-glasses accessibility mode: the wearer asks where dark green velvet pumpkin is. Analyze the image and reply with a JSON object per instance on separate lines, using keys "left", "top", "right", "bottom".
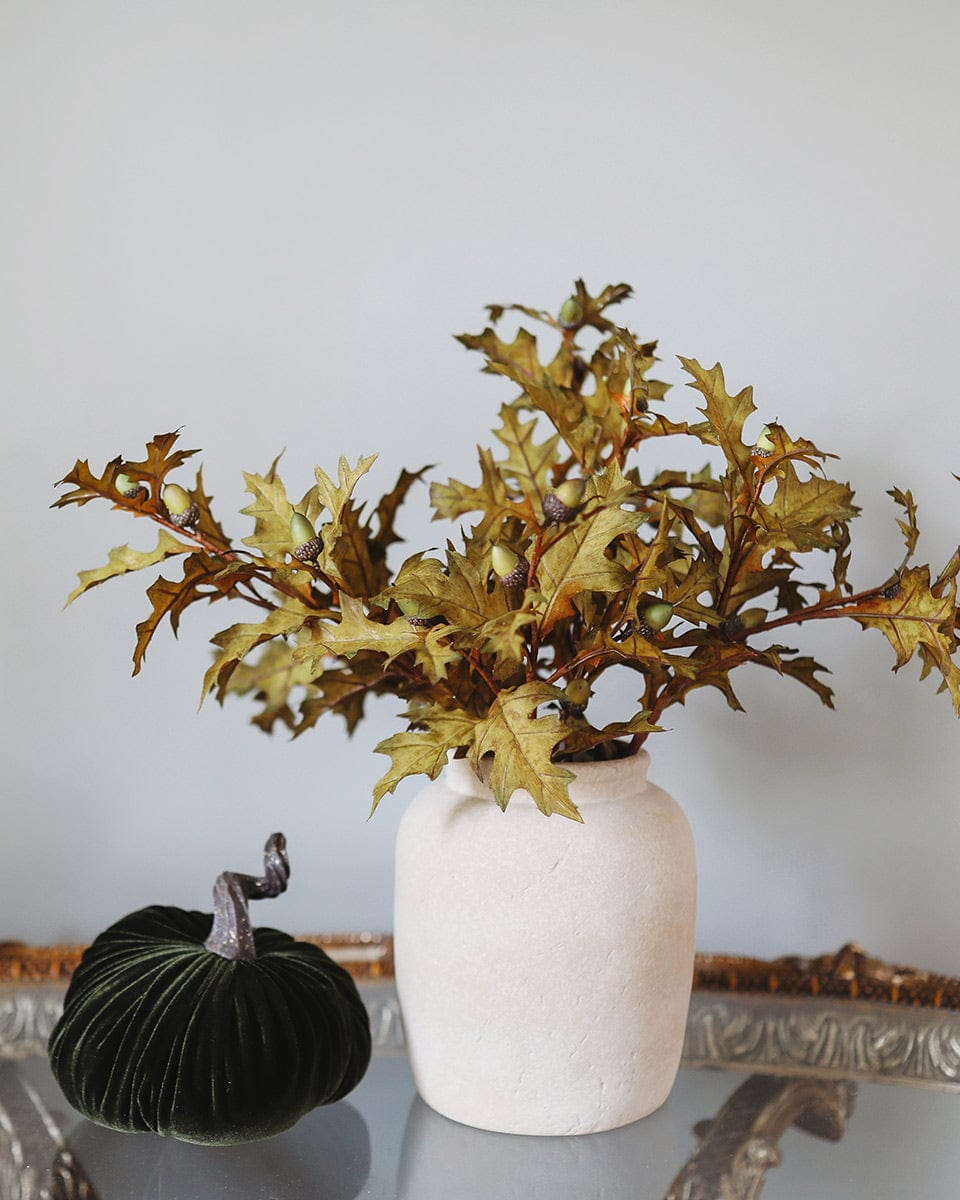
{"left": 48, "top": 835, "right": 372, "bottom": 1145}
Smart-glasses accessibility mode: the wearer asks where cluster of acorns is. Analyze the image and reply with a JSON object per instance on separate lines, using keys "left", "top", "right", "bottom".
{"left": 115, "top": 473, "right": 199, "bottom": 529}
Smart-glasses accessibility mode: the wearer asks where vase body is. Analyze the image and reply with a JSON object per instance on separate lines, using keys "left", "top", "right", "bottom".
{"left": 393, "top": 751, "right": 696, "bottom": 1136}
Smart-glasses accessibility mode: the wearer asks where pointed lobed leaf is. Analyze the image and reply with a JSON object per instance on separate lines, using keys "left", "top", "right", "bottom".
{"left": 66, "top": 529, "right": 194, "bottom": 606}
{"left": 132, "top": 552, "right": 250, "bottom": 675}
{"left": 201, "top": 600, "right": 316, "bottom": 704}
{"left": 756, "top": 464, "right": 859, "bottom": 553}
{"left": 388, "top": 548, "right": 510, "bottom": 633}
{"left": 493, "top": 405, "right": 560, "bottom": 505}
{"left": 850, "top": 565, "right": 960, "bottom": 712}
{"left": 295, "top": 658, "right": 396, "bottom": 737}
{"left": 371, "top": 705, "right": 477, "bottom": 813}
{"left": 373, "top": 465, "right": 431, "bottom": 552}
{"left": 888, "top": 486, "right": 920, "bottom": 563}
{"left": 680, "top": 358, "right": 756, "bottom": 482}
{"left": 537, "top": 504, "right": 643, "bottom": 636}
{"left": 554, "top": 710, "right": 659, "bottom": 758}
{"left": 52, "top": 455, "right": 124, "bottom": 508}
{"left": 294, "top": 594, "right": 421, "bottom": 668}
{"left": 313, "top": 453, "right": 379, "bottom": 535}
{"left": 223, "top": 639, "right": 316, "bottom": 733}
{"left": 430, "top": 446, "right": 530, "bottom": 539}
{"left": 240, "top": 467, "right": 296, "bottom": 561}
{"left": 468, "top": 682, "right": 579, "bottom": 820}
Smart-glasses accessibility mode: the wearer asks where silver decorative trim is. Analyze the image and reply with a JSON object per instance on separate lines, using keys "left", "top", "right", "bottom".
{"left": 0, "top": 991, "right": 64, "bottom": 1060}
{"left": 0, "top": 984, "right": 406, "bottom": 1058}
{"left": 683, "top": 991, "right": 960, "bottom": 1090}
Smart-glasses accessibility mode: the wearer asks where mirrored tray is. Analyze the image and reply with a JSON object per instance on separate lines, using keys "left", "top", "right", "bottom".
{"left": 2, "top": 940, "right": 958, "bottom": 1199}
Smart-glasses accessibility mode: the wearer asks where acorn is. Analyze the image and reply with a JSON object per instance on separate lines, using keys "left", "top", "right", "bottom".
{"left": 638, "top": 601, "right": 674, "bottom": 638}
{"left": 290, "top": 512, "right": 322, "bottom": 563}
{"left": 397, "top": 598, "right": 433, "bottom": 629}
{"left": 722, "top": 607, "right": 767, "bottom": 638}
{"left": 114, "top": 471, "right": 146, "bottom": 501}
{"left": 543, "top": 478, "right": 586, "bottom": 524}
{"left": 558, "top": 296, "right": 583, "bottom": 329}
{"left": 559, "top": 678, "right": 591, "bottom": 720}
{"left": 162, "top": 483, "right": 199, "bottom": 529}
{"left": 752, "top": 425, "right": 776, "bottom": 458}
{"left": 491, "top": 544, "right": 529, "bottom": 589}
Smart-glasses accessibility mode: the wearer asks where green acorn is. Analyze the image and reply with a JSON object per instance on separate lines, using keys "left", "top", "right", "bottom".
{"left": 638, "top": 601, "right": 673, "bottom": 638}
{"left": 558, "top": 296, "right": 583, "bottom": 329}
{"left": 290, "top": 512, "right": 322, "bottom": 563}
{"left": 543, "top": 478, "right": 586, "bottom": 524}
{"left": 162, "top": 483, "right": 199, "bottom": 529}
{"left": 114, "top": 472, "right": 145, "bottom": 500}
{"left": 752, "top": 425, "right": 776, "bottom": 457}
{"left": 559, "top": 678, "right": 591, "bottom": 720}
{"left": 397, "top": 598, "right": 433, "bottom": 629}
{"left": 491, "top": 544, "right": 528, "bottom": 589}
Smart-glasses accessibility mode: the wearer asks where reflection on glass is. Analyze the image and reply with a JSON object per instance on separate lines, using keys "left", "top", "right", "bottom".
{"left": 66, "top": 1101, "right": 370, "bottom": 1200}
{"left": 397, "top": 1090, "right": 689, "bottom": 1199}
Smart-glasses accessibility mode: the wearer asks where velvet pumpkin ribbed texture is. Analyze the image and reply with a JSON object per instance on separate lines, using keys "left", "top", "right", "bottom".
{"left": 48, "top": 906, "right": 372, "bottom": 1145}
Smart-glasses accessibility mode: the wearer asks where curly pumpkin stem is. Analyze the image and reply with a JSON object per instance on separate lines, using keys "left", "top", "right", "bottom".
{"left": 204, "top": 832, "right": 290, "bottom": 961}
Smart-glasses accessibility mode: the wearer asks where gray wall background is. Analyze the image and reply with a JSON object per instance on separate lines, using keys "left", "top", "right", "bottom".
{"left": 3, "top": 1, "right": 959, "bottom": 971}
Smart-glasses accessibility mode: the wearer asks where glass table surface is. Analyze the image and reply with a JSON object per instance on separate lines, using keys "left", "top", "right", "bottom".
{"left": 2, "top": 979, "right": 959, "bottom": 1199}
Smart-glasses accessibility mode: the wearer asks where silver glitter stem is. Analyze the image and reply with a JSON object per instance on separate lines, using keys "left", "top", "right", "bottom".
{"left": 203, "top": 833, "right": 290, "bottom": 961}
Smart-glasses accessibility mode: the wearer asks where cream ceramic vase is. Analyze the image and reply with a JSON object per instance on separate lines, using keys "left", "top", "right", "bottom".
{"left": 393, "top": 750, "right": 697, "bottom": 1136}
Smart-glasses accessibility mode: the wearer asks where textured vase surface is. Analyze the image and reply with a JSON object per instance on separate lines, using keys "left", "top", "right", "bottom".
{"left": 393, "top": 751, "right": 697, "bottom": 1136}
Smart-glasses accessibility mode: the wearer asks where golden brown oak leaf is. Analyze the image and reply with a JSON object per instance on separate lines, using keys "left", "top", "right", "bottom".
{"left": 680, "top": 358, "right": 756, "bottom": 480}
{"left": 132, "top": 553, "right": 255, "bottom": 675}
{"left": 851, "top": 566, "right": 960, "bottom": 712}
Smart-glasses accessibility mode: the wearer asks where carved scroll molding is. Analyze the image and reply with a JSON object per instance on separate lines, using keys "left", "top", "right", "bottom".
{"left": 683, "top": 991, "right": 960, "bottom": 1090}
{"left": 1, "top": 983, "right": 405, "bottom": 1059}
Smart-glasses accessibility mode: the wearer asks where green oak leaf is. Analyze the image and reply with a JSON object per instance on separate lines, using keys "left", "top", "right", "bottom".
{"left": 468, "top": 682, "right": 578, "bottom": 820}
{"left": 222, "top": 639, "right": 316, "bottom": 732}
{"left": 430, "top": 446, "right": 529, "bottom": 539}
{"left": 201, "top": 599, "right": 315, "bottom": 704}
{"left": 240, "top": 463, "right": 295, "bottom": 561}
{"left": 66, "top": 529, "right": 193, "bottom": 606}
{"left": 294, "top": 594, "right": 421, "bottom": 668}
{"left": 313, "top": 453, "right": 378, "bottom": 540}
{"left": 371, "top": 705, "right": 477, "bottom": 813}
{"left": 388, "top": 548, "right": 510, "bottom": 633}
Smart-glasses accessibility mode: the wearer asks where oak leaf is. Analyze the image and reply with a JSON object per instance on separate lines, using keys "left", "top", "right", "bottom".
{"left": 467, "top": 682, "right": 579, "bottom": 820}
{"left": 66, "top": 529, "right": 193, "bottom": 606}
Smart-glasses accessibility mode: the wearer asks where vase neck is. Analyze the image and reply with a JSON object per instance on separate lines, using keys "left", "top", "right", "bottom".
{"left": 441, "top": 751, "right": 652, "bottom": 807}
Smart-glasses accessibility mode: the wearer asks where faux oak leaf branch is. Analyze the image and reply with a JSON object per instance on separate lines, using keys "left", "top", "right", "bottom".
{"left": 54, "top": 282, "right": 960, "bottom": 820}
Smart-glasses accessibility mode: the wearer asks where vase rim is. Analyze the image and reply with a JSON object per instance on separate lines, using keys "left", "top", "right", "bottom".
{"left": 441, "top": 748, "right": 652, "bottom": 805}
